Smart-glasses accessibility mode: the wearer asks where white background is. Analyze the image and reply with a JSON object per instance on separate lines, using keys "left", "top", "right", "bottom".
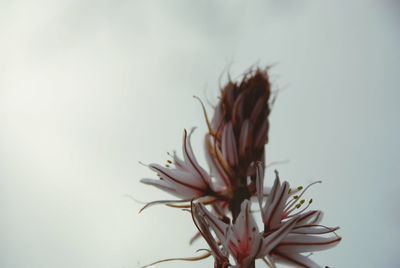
{"left": 1, "top": 1, "right": 399, "bottom": 267}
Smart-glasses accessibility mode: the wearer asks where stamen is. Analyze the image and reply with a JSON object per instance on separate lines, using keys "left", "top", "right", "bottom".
{"left": 284, "top": 181, "right": 321, "bottom": 212}
{"left": 287, "top": 200, "right": 313, "bottom": 218}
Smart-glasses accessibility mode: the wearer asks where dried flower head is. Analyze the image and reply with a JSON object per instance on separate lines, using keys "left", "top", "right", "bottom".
{"left": 204, "top": 68, "right": 273, "bottom": 217}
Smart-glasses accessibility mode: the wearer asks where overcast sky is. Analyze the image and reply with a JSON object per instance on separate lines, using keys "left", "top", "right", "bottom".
{"left": 1, "top": 1, "right": 400, "bottom": 267}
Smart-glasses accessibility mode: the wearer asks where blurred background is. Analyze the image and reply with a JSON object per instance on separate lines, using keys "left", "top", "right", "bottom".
{"left": 1, "top": 0, "right": 399, "bottom": 267}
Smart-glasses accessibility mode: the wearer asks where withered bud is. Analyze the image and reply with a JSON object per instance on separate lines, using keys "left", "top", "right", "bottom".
{"left": 208, "top": 68, "right": 271, "bottom": 186}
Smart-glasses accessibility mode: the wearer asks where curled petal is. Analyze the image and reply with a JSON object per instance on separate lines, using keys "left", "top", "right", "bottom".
{"left": 138, "top": 198, "right": 193, "bottom": 213}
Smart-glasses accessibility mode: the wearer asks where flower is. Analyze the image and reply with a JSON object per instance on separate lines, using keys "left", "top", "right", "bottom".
{"left": 257, "top": 169, "right": 342, "bottom": 267}
{"left": 192, "top": 199, "right": 263, "bottom": 268}
{"left": 140, "top": 68, "right": 273, "bottom": 212}
{"left": 189, "top": 168, "right": 341, "bottom": 268}
{"left": 140, "top": 128, "right": 231, "bottom": 211}
{"left": 138, "top": 66, "right": 342, "bottom": 268}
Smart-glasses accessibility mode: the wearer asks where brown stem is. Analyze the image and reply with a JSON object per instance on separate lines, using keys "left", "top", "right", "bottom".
{"left": 229, "top": 184, "right": 251, "bottom": 222}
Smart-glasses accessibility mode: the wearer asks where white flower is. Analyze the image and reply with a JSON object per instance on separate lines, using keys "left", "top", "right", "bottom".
{"left": 257, "top": 168, "right": 342, "bottom": 267}
{"left": 141, "top": 129, "right": 226, "bottom": 200}
{"left": 192, "top": 200, "right": 263, "bottom": 268}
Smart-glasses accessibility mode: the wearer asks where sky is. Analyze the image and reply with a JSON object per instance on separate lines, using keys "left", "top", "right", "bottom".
{"left": 1, "top": 0, "right": 400, "bottom": 267}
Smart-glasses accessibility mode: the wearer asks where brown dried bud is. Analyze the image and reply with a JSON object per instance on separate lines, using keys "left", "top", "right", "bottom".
{"left": 206, "top": 68, "right": 271, "bottom": 190}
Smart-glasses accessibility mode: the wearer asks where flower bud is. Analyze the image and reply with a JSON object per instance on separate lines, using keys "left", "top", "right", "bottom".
{"left": 207, "top": 68, "right": 271, "bottom": 187}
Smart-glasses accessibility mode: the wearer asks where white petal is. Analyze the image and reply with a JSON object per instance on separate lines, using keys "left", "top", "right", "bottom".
{"left": 191, "top": 203, "right": 227, "bottom": 261}
{"left": 277, "top": 234, "right": 342, "bottom": 253}
{"left": 182, "top": 129, "right": 211, "bottom": 185}
{"left": 263, "top": 173, "right": 280, "bottom": 214}
{"left": 296, "top": 210, "right": 324, "bottom": 226}
{"left": 259, "top": 216, "right": 298, "bottom": 256}
{"left": 255, "top": 163, "right": 265, "bottom": 215}
{"left": 264, "top": 174, "right": 290, "bottom": 229}
{"left": 291, "top": 226, "right": 339, "bottom": 235}
{"left": 198, "top": 203, "right": 229, "bottom": 244}
{"left": 149, "top": 164, "right": 208, "bottom": 190}
{"left": 273, "top": 251, "right": 321, "bottom": 268}
{"left": 229, "top": 200, "right": 262, "bottom": 265}
{"left": 204, "top": 135, "right": 232, "bottom": 191}
{"left": 140, "top": 178, "right": 200, "bottom": 199}
{"left": 140, "top": 178, "right": 178, "bottom": 194}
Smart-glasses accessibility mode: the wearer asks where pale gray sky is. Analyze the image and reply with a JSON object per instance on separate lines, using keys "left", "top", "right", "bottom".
{"left": 1, "top": 1, "right": 399, "bottom": 267}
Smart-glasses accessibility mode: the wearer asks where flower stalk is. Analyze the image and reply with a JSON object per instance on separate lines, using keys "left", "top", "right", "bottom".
{"left": 138, "top": 67, "right": 341, "bottom": 267}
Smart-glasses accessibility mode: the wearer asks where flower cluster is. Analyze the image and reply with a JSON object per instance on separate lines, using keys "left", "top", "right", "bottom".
{"left": 139, "top": 68, "right": 341, "bottom": 267}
